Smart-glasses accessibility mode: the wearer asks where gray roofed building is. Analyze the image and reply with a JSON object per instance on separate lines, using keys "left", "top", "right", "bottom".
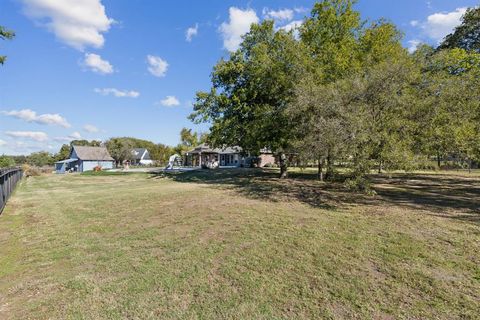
{"left": 132, "top": 148, "right": 151, "bottom": 160}
{"left": 185, "top": 144, "right": 275, "bottom": 168}
{"left": 72, "top": 146, "right": 115, "bottom": 161}
{"left": 185, "top": 144, "right": 243, "bottom": 168}
{"left": 131, "top": 148, "right": 153, "bottom": 165}
{"left": 187, "top": 143, "right": 242, "bottom": 155}
{"left": 55, "top": 145, "right": 115, "bottom": 173}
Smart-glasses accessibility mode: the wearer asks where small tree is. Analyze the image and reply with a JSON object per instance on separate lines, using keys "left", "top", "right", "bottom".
{"left": 105, "top": 138, "right": 135, "bottom": 166}
{"left": 27, "top": 152, "right": 54, "bottom": 167}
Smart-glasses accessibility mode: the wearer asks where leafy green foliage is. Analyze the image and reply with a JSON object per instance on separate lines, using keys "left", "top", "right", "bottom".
{"left": 300, "top": 0, "right": 362, "bottom": 82}
{"left": 105, "top": 137, "right": 173, "bottom": 165}
{"left": 27, "top": 152, "right": 55, "bottom": 167}
{"left": 0, "top": 155, "right": 15, "bottom": 168}
{"left": 191, "top": 20, "right": 308, "bottom": 154}
{"left": 191, "top": 0, "right": 479, "bottom": 181}
{"left": 0, "top": 25, "right": 15, "bottom": 65}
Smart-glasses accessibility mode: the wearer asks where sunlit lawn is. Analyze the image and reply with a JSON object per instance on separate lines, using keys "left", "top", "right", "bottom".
{"left": 0, "top": 169, "right": 479, "bottom": 319}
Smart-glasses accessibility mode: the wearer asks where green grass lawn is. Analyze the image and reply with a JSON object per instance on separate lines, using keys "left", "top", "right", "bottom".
{"left": 0, "top": 169, "right": 479, "bottom": 319}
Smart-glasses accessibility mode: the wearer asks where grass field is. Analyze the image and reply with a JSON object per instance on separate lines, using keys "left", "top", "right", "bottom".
{"left": 0, "top": 169, "right": 479, "bottom": 319}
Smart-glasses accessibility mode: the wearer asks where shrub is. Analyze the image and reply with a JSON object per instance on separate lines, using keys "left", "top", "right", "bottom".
{"left": 344, "top": 176, "right": 376, "bottom": 195}
{"left": 22, "top": 164, "right": 41, "bottom": 177}
{"left": 0, "top": 155, "right": 15, "bottom": 168}
{"left": 94, "top": 165, "right": 102, "bottom": 172}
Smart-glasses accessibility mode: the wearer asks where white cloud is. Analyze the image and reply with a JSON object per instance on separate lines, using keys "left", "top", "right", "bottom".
{"left": 413, "top": 7, "right": 467, "bottom": 43}
{"left": 186, "top": 23, "right": 198, "bottom": 42}
{"left": 219, "top": 7, "right": 259, "bottom": 52}
{"left": 147, "top": 55, "right": 168, "bottom": 77}
{"left": 70, "top": 131, "right": 82, "bottom": 139}
{"left": 279, "top": 20, "right": 303, "bottom": 33}
{"left": 408, "top": 39, "right": 422, "bottom": 53}
{"left": 2, "top": 109, "right": 70, "bottom": 128}
{"left": 159, "top": 96, "right": 180, "bottom": 107}
{"left": 83, "top": 53, "right": 114, "bottom": 74}
{"left": 53, "top": 136, "right": 72, "bottom": 142}
{"left": 21, "top": 0, "right": 114, "bottom": 51}
{"left": 263, "top": 8, "right": 294, "bottom": 22}
{"left": 83, "top": 124, "right": 99, "bottom": 133}
{"left": 0, "top": 139, "right": 6, "bottom": 146}
{"left": 94, "top": 88, "right": 139, "bottom": 98}
{"left": 54, "top": 131, "right": 82, "bottom": 143}
{"left": 425, "top": 8, "right": 467, "bottom": 41}
{"left": 5, "top": 131, "right": 48, "bottom": 142}
{"left": 294, "top": 7, "right": 308, "bottom": 14}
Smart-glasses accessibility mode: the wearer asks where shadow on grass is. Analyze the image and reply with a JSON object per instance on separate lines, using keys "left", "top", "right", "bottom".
{"left": 81, "top": 171, "right": 144, "bottom": 176}
{"left": 372, "top": 174, "right": 480, "bottom": 223}
{"left": 149, "top": 168, "right": 480, "bottom": 223}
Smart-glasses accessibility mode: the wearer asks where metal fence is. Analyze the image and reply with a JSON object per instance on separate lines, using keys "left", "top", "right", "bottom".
{"left": 0, "top": 167, "right": 23, "bottom": 215}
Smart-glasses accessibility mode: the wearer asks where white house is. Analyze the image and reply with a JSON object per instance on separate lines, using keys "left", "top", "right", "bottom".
{"left": 131, "top": 148, "right": 154, "bottom": 166}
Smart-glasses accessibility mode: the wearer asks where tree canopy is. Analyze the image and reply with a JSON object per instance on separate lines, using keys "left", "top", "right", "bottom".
{"left": 439, "top": 7, "right": 480, "bottom": 52}
{"left": 190, "top": 0, "right": 480, "bottom": 181}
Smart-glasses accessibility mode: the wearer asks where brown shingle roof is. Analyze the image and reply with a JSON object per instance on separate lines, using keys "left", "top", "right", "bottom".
{"left": 72, "top": 146, "right": 114, "bottom": 161}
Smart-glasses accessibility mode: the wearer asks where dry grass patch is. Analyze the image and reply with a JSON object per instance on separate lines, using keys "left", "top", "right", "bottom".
{"left": 0, "top": 170, "right": 479, "bottom": 319}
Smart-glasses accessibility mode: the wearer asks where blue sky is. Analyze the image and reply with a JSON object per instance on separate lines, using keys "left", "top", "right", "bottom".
{"left": 0, "top": 0, "right": 478, "bottom": 155}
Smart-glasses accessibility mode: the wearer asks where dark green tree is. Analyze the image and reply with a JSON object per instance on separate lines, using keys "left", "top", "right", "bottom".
{"left": 439, "top": 7, "right": 480, "bottom": 52}
{"left": 191, "top": 20, "right": 308, "bottom": 178}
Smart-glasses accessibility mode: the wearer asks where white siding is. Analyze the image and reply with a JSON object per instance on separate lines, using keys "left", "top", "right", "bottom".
{"left": 81, "top": 161, "right": 114, "bottom": 172}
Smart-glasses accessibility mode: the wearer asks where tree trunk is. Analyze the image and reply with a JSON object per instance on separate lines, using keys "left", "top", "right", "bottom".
{"left": 317, "top": 157, "right": 323, "bottom": 181}
{"left": 325, "top": 152, "right": 333, "bottom": 180}
{"left": 469, "top": 159, "right": 472, "bottom": 174}
{"left": 378, "top": 160, "right": 382, "bottom": 174}
{"left": 279, "top": 153, "right": 288, "bottom": 179}
{"left": 437, "top": 152, "right": 441, "bottom": 169}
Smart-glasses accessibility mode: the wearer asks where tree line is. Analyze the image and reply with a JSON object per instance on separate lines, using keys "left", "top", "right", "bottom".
{"left": 190, "top": 0, "right": 480, "bottom": 184}
{"left": 0, "top": 129, "right": 208, "bottom": 168}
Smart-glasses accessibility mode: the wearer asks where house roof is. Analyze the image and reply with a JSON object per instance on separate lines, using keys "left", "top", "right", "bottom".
{"left": 132, "top": 148, "right": 148, "bottom": 160}
{"left": 187, "top": 143, "right": 242, "bottom": 154}
{"left": 72, "top": 146, "right": 114, "bottom": 161}
{"left": 55, "top": 158, "right": 78, "bottom": 164}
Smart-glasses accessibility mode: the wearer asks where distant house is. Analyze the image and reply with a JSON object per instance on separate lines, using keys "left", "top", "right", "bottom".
{"left": 55, "top": 145, "right": 114, "bottom": 173}
{"left": 258, "top": 148, "right": 275, "bottom": 167}
{"left": 185, "top": 144, "right": 243, "bottom": 168}
{"left": 131, "top": 148, "right": 153, "bottom": 166}
{"left": 184, "top": 144, "right": 276, "bottom": 168}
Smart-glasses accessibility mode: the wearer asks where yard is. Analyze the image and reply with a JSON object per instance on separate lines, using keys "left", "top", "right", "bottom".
{"left": 0, "top": 169, "right": 479, "bottom": 319}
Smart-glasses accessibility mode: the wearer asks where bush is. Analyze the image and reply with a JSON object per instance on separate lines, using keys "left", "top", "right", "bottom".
{"left": 22, "top": 164, "right": 41, "bottom": 177}
{"left": 440, "top": 162, "right": 466, "bottom": 170}
{"left": 344, "top": 176, "right": 376, "bottom": 195}
{"left": 0, "top": 155, "right": 15, "bottom": 168}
